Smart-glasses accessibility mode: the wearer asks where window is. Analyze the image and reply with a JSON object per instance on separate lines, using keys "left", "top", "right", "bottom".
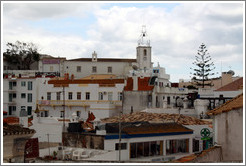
{"left": 13, "top": 93, "right": 16, "bottom": 98}
{"left": 98, "top": 92, "right": 103, "bottom": 100}
{"left": 9, "top": 81, "right": 16, "bottom": 90}
{"left": 27, "top": 93, "right": 32, "bottom": 102}
{"left": 21, "top": 81, "right": 26, "bottom": 87}
{"left": 166, "top": 139, "right": 189, "bottom": 155}
{"left": 77, "top": 66, "right": 81, "bottom": 72}
{"left": 60, "top": 111, "right": 64, "bottom": 118}
{"left": 44, "top": 111, "right": 49, "bottom": 117}
{"left": 41, "top": 111, "right": 49, "bottom": 117}
{"left": 193, "top": 139, "right": 200, "bottom": 152}
{"left": 8, "top": 106, "right": 16, "bottom": 115}
{"left": 92, "top": 66, "right": 97, "bottom": 73}
{"left": 108, "top": 66, "right": 112, "bottom": 73}
{"left": 9, "top": 93, "right": 16, "bottom": 102}
{"left": 144, "top": 49, "right": 147, "bottom": 56}
{"left": 115, "top": 143, "right": 127, "bottom": 150}
{"left": 27, "top": 81, "right": 33, "bottom": 90}
{"left": 27, "top": 106, "right": 32, "bottom": 115}
{"left": 56, "top": 92, "right": 61, "bottom": 100}
{"left": 76, "top": 111, "right": 81, "bottom": 117}
{"left": 68, "top": 92, "right": 73, "bottom": 100}
{"left": 143, "top": 49, "right": 147, "bottom": 60}
{"left": 108, "top": 92, "right": 113, "bottom": 101}
{"left": 153, "top": 69, "right": 159, "bottom": 73}
{"left": 118, "top": 92, "right": 123, "bottom": 101}
{"left": 130, "top": 141, "right": 162, "bottom": 158}
{"left": 47, "top": 92, "right": 51, "bottom": 100}
{"left": 86, "top": 92, "right": 90, "bottom": 100}
{"left": 21, "top": 93, "right": 26, "bottom": 98}
{"left": 77, "top": 92, "right": 81, "bottom": 100}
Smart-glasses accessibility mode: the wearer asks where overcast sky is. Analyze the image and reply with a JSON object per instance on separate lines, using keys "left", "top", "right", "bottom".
{"left": 2, "top": 2, "right": 244, "bottom": 82}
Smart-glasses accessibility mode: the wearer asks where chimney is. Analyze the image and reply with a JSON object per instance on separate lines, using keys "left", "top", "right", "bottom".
{"left": 92, "top": 51, "right": 97, "bottom": 62}
{"left": 133, "top": 76, "right": 138, "bottom": 91}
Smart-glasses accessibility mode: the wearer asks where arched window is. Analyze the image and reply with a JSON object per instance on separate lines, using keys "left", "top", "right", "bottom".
{"left": 144, "top": 49, "right": 147, "bottom": 56}
{"left": 143, "top": 49, "right": 147, "bottom": 60}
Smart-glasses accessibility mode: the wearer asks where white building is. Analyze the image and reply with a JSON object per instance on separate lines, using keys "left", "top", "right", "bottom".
{"left": 36, "top": 75, "right": 125, "bottom": 121}
{"left": 3, "top": 76, "right": 37, "bottom": 118}
{"left": 36, "top": 25, "right": 153, "bottom": 79}
{"left": 207, "top": 93, "right": 243, "bottom": 162}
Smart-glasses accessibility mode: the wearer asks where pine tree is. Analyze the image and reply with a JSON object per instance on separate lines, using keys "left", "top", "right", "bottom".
{"left": 190, "top": 43, "right": 215, "bottom": 88}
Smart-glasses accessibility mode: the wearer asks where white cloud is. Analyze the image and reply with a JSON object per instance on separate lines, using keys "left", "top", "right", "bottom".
{"left": 2, "top": 2, "right": 244, "bottom": 82}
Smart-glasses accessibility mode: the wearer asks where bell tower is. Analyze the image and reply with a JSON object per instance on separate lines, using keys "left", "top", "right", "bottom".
{"left": 136, "top": 25, "right": 152, "bottom": 70}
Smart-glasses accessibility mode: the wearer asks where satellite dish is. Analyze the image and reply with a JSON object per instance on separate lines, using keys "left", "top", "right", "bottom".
{"left": 132, "top": 65, "right": 138, "bottom": 70}
{"left": 228, "top": 70, "right": 235, "bottom": 76}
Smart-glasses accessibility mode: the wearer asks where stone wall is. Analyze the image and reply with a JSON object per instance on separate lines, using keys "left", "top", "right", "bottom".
{"left": 62, "top": 132, "right": 104, "bottom": 150}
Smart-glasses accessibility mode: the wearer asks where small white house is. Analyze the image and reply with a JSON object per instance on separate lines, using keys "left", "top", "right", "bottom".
{"left": 103, "top": 122, "right": 193, "bottom": 162}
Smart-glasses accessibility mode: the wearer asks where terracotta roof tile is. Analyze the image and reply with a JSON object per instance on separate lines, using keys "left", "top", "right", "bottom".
{"left": 215, "top": 77, "right": 243, "bottom": 91}
{"left": 101, "top": 112, "right": 212, "bottom": 125}
{"left": 3, "top": 123, "right": 35, "bottom": 136}
{"left": 207, "top": 93, "right": 243, "bottom": 115}
{"left": 171, "top": 146, "right": 221, "bottom": 163}
{"left": 122, "top": 123, "right": 193, "bottom": 134}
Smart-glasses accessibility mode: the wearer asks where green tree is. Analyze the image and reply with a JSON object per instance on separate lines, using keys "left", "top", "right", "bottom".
{"left": 190, "top": 43, "right": 215, "bottom": 88}
{"left": 3, "top": 41, "right": 40, "bottom": 70}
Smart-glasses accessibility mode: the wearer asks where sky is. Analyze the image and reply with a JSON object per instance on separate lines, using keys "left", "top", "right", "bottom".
{"left": 1, "top": 1, "right": 244, "bottom": 82}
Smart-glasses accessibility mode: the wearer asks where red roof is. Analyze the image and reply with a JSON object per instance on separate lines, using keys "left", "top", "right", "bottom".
{"left": 3, "top": 117, "right": 19, "bottom": 125}
{"left": 124, "top": 77, "right": 154, "bottom": 91}
{"left": 215, "top": 77, "right": 243, "bottom": 91}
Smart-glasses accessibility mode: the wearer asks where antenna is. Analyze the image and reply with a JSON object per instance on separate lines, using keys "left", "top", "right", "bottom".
{"left": 221, "top": 61, "right": 222, "bottom": 87}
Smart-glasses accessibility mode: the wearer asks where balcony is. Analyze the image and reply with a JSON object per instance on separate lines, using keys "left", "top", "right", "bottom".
{"left": 38, "top": 100, "right": 122, "bottom": 108}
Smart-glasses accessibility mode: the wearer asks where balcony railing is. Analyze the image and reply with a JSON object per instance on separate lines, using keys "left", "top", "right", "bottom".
{"left": 38, "top": 100, "right": 122, "bottom": 107}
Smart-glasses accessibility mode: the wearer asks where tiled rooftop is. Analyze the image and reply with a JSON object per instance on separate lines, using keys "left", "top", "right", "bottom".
{"left": 101, "top": 112, "right": 212, "bottom": 125}
{"left": 207, "top": 93, "right": 243, "bottom": 115}
{"left": 122, "top": 122, "right": 193, "bottom": 135}
{"left": 3, "top": 123, "right": 35, "bottom": 136}
{"left": 215, "top": 77, "right": 243, "bottom": 91}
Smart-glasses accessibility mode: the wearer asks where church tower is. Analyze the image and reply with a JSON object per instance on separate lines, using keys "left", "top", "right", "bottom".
{"left": 136, "top": 25, "right": 152, "bottom": 70}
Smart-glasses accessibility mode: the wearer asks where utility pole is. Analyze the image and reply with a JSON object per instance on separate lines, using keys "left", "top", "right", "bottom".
{"left": 47, "top": 133, "right": 50, "bottom": 156}
{"left": 62, "top": 86, "right": 65, "bottom": 132}
{"left": 118, "top": 91, "right": 124, "bottom": 162}
{"left": 62, "top": 86, "right": 66, "bottom": 151}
